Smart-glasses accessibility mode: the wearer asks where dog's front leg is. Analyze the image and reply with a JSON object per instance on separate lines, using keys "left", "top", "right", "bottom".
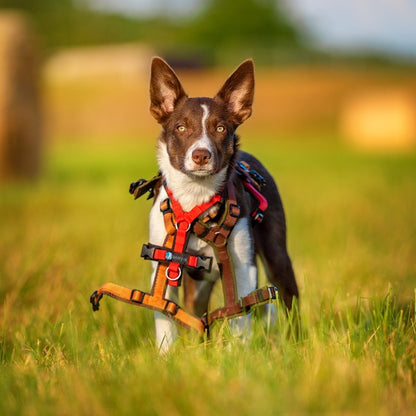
{"left": 149, "top": 191, "right": 179, "bottom": 353}
{"left": 151, "top": 264, "right": 179, "bottom": 353}
{"left": 227, "top": 217, "right": 258, "bottom": 337}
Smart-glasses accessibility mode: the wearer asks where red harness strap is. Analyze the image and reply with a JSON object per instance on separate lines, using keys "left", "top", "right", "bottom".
{"left": 164, "top": 187, "right": 222, "bottom": 286}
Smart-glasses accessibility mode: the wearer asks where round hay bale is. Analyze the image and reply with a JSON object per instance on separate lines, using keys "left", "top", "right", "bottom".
{"left": 340, "top": 89, "right": 416, "bottom": 151}
{"left": 0, "top": 12, "right": 42, "bottom": 180}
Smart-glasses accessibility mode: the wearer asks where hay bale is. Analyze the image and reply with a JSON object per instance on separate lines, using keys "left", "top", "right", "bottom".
{"left": 340, "top": 89, "right": 416, "bottom": 151}
{"left": 43, "top": 43, "right": 153, "bottom": 82}
{"left": 0, "top": 12, "right": 42, "bottom": 180}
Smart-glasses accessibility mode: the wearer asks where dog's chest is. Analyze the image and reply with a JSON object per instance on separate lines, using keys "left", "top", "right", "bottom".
{"left": 149, "top": 188, "right": 221, "bottom": 279}
{"left": 149, "top": 187, "right": 217, "bottom": 252}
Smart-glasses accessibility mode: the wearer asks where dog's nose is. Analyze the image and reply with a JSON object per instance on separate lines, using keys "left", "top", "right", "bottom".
{"left": 192, "top": 148, "right": 212, "bottom": 166}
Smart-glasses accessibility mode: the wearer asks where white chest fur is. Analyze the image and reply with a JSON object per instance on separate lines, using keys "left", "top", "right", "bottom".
{"left": 156, "top": 141, "right": 227, "bottom": 212}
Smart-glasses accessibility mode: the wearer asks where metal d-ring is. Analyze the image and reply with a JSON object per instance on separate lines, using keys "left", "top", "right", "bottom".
{"left": 175, "top": 222, "right": 191, "bottom": 231}
{"left": 166, "top": 266, "right": 182, "bottom": 281}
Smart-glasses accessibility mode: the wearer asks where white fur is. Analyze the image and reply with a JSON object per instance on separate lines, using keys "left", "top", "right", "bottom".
{"left": 184, "top": 104, "right": 214, "bottom": 173}
{"left": 227, "top": 217, "right": 258, "bottom": 336}
{"left": 157, "top": 141, "right": 227, "bottom": 212}
{"left": 228, "top": 217, "right": 258, "bottom": 298}
{"left": 201, "top": 104, "right": 209, "bottom": 137}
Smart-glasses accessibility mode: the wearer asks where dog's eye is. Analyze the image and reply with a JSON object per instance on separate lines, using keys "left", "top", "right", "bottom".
{"left": 216, "top": 126, "right": 225, "bottom": 133}
{"left": 177, "top": 125, "right": 186, "bottom": 132}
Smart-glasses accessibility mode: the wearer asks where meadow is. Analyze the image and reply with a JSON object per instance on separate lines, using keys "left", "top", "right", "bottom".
{"left": 1, "top": 134, "right": 415, "bottom": 415}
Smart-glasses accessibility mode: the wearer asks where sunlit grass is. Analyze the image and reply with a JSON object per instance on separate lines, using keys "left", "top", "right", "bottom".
{"left": 1, "top": 139, "right": 415, "bottom": 415}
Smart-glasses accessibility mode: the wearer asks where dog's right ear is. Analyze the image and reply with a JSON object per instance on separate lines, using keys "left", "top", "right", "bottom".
{"left": 149, "top": 57, "right": 187, "bottom": 123}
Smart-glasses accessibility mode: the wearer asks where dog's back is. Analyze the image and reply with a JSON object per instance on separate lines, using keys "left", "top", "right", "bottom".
{"left": 236, "top": 150, "right": 298, "bottom": 308}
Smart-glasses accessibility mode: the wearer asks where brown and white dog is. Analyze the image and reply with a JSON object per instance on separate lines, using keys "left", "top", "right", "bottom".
{"left": 148, "top": 57, "right": 298, "bottom": 351}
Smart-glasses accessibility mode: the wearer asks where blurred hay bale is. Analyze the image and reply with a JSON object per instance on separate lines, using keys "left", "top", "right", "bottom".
{"left": 44, "top": 44, "right": 154, "bottom": 82}
{"left": 340, "top": 89, "right": 416, "bottom": 151}
{"left": 43, "top": 44, "right": 154, "bottom": 140}
{"left": 0, "top": 11, "right": 43, "bottom": 180}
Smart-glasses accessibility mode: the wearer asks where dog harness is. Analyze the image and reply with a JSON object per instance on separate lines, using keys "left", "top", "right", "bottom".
{"left": 90, "top": 162, "right": 278, "bottom": 335}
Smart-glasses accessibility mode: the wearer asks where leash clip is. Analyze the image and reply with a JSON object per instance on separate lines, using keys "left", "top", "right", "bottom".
{"left": 90, "top": 290, "right": 103, "bottom": 311}
{"left": 268, "top": 286, "right": 278, "bottom": 301}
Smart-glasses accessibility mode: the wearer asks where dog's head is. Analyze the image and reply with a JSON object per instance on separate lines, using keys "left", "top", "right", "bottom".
{"left": 149, "top": 57, "right": 254, "bottom": 180}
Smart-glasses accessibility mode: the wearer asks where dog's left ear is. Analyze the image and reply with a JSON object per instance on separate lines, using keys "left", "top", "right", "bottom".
{"left": 214, "top": 59, "right": 255, "bottom": 126}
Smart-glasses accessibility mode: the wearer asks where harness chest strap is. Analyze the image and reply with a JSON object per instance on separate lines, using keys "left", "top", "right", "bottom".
{"left": 163, "top": 187, "right": 222, "bottom": 287}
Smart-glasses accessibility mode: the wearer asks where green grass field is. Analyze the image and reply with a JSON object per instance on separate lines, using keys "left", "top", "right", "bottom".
{"left": 1, "top": 138, "right": 415, "bottom": 415}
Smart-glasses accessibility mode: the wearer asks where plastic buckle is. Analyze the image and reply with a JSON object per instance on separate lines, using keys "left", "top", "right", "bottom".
{"left": 141, "top": 244, "right": 155, "bottom": 260}
{"left": 195, "top": 255, "right": 213, "bottom": 271}
{"left": 253, "top": 210, "right": 264, "bottom": 223}
{"left": 164, "top": 301, "right": 179, "bottom": 317}
{"left": 129, "top": 179, "right": 146, "bottom": 195}
{"left": 249, "top": 170, "right": 266, "bottom": 187}
{"left": 90, "top": 290, "right": 103, "bottom": 312}
{"left": 201, "top": 314, "right": 210, "bottom": 337}
{"left": 130, "top": 289, "right": 144, "bottom": 304}
{"left": 160, "top": 198, "right": 171, "bottom": 213}
{"left": 237, "top": 161, "right": 250, "bottom": 173}
{"left": 229, "top": 203, "right": 240, "bottom": 218}
{"left": 269, "top": 286, "right": 277, "bottom": 300}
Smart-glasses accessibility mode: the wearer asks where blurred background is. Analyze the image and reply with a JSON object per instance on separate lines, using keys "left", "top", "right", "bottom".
{"left": 1, "top": 0, "right": 416, "bottom": 159}
{"left": 1, "top": 3, "right": 416, "bottom": 413}
{"left": 0, "top": 0, "right": 415, "bottom": 315}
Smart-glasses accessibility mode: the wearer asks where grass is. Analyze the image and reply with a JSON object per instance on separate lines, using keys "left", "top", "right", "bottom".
{"left": 1, "top": 137, "right": 415, "bottom": 415}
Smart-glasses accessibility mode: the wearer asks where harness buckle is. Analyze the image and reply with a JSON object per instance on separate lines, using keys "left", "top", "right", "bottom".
{"left": 228, "top": 203, "right": 240, "bottom": 218}
{"left": 141, "top": 244, "right": 155, "bottom": 260}
{"left": 160, "top": 198, "right": 171, "bottom": 213}
{"left": 253, "top": 210, "right": 264, "bottom": 223}
{"left": 201, "top": 314, "right": 210, "bottom": 336}
{"left": 90, "top": 290, "right": 103, "bottom": 311}
{"left": 268, "top": 286, "right": 278, "bottom": 301}
{"left": 164, "top": 301, "right": 179, "bottom": 317}
{"left": 195, "top": 255, "right": 213, "bottom": 271}
{"left": 130, "top": 289, "right": 145, "bottom": 304}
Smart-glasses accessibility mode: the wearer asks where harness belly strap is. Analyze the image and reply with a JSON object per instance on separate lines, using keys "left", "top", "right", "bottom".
{"left": 141, "top": 243, "right": 213, "bottom": 272}
{"left": 90, "top": 162, "right": 278, "bottom": 335}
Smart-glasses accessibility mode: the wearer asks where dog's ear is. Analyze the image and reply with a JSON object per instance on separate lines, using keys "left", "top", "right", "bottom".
{"left": 149, "top": 57, "right": 187, "bottom": 123}
{"left": 214, "top": 59, "right": 255, "bottom": 125}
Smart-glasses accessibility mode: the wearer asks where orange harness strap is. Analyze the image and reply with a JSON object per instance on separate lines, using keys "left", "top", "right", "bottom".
{"left": 90, "top": 232, "right": 207, "bottom": 333}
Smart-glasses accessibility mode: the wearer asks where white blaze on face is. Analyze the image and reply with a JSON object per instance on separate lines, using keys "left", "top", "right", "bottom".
{"left": 184, "top": 104, "right": 214, "bottom": 173}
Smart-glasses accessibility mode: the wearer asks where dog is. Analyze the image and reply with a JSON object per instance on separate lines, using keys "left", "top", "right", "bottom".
{"left": 148, "top": 57, "right": 298, "bottom": 351}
